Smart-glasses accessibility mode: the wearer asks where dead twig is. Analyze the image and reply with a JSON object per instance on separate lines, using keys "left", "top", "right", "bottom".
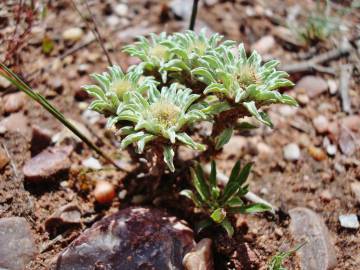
{"left": 203, "top": 164, "right": 278, "bottom": 214}
{"left": 339, "top": 64, "right": 353, "bottom": 114}
{"left": 281, "top": 39, "right": 352, "bottom": 73}
{"left": 1, "top": 142, "right": 19, "bottom": 179}
{"left": 71, "top": 0, "right": 113, "bottom": 66}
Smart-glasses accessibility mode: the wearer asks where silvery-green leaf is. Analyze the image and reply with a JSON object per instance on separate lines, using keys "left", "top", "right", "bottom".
{"left": 215, "top": 127, "right": 233, "bottom": 150}
{"left": 210, "top": 208, "right": 226, "bottom": 223}
{"left": 163, "top": 146, "right": 175, "bottom": 172}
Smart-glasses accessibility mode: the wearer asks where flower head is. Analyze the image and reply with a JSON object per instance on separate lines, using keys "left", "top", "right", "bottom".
{"left": 115, "top": 84, "right": 207, "bottom": 171}
{"left": 192, "top": 44, "right": 297, "bottom": 125}
{"left": 83, "top": 65, "right": 157, "bottom": 127}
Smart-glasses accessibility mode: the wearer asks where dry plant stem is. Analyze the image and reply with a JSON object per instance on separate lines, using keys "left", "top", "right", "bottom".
{"left": 1, "top": 142, "right": 19, "bottom": 179}
{"left": 203, "top": 164, "right": 278, "bottom": 214}
{"left": 339, "top": 64, "right": 353, "bottom": 114}
{"left": 71, "top": 0, "right": 113, "bottom": 66}
{"left": 281, "top": 39, "right": 352, "bottom": 73}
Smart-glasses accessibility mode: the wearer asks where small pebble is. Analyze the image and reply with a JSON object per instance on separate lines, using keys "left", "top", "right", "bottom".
{"left": 308, "top": 146, "right": 327, "bottom": 161}
{"left": 327, "top": 79, "right": 337, "bottom": 95}
{"left": 350, "top": 182, "right": 360, "bottom": 203}
{"left": 278, "top": 105, "right": 297, "bottom": 117}
{"left": 82, "top": 157, "right": 102, "bottom": 170}
{"left": 294, "top": 76, "right": 328, "bottom": 98}
{"left": 62, "top": 27, "right": 84, "bottom": 42}
{"left": 339, "top": 214, "right": 359, "bottom": 229}
{"left": 118, "top": 189, "right": 127, "bottom": 199}
{"left": 4, "top": 93, "right": 25, "bottom": 113}
{"left": 313, "top": 115, "right": 329, "bottom": 134}
{"left": 283, "top": 143, "right": 300, "bottom": 161}
{"left": 114, "top": 3, "right": 128, "bottom": 17}
{"left": 297, "top": 94, "right": 309, "bottom": 105}
{"left": 326, "top": 144, "right": 337, "bottom": 156}
{"left": 94, "top": 180, "right": 116, "bottom": 204}
{"left": 0, "top": 76, "right": 11, "bottom": 88}
{"left": 251, "top": 35, "right": 275, "bottom": 54}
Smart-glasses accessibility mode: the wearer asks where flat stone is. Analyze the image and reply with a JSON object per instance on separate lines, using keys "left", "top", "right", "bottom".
{"left": 339, "top": 128, "right": 357, "bottom": 156}
{"left": 0, "top": 112, "right": 29, "bottom": 137}
{"left": 0, "top": 217, "right": 37, "bottom": 270}
{"left": 350, "top": 182, "right": 360, "bottom": 203}
{"left": 56, "top": 207, "right": 195, "bottom": 270}
{"left": 3, "top": 92, "right": 25, "bottom": 113}
{"left": 251, "top": 35, "right": 275, "bottom": 54}
{"left": 339, "top": 214, "right": 359, "bottom": 229}
{"left": 289, "top": 207, "right": 337, "bottom": 270}
{"left": 283, "top": 143, "right": 300, "bottom": 161}
{"left": 23, "top": 146, "right": 71, "bottom": 183}
{"left": 45, "top": 203, "right": 82, "bottom": 236}
{"left": 183, "top": 238, "right": 214, "bottom": 270}
{"left": 294, "top": 76, "right": 328, "bottom": 98}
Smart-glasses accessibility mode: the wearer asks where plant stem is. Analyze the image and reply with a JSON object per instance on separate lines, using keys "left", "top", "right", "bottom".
{"left": 189, "top": 0, "right": 200, "bottom": 31}
{"left": 0, "top": 63, "right": 128, "bottom": 172}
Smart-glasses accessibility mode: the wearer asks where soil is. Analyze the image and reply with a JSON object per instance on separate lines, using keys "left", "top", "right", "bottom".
{"left": 0, "top": 0, "right": 359, "bottom": 269}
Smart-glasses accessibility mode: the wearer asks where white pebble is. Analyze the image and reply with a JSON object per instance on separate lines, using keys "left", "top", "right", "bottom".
{"left": 114, "top": 4, "right": 128, "bottom": 17}
{"left": 62, "top": 27, "right": 83, "bottom": 42}
{"left": 82, "top": 157, "right": 102, "bottom": 170}
{"left": 339, "top": 214, "right": 359, "bottom": 229}
{"left": 283, "top": 143, "right": 301, "bottom": 161}
{"left": 118, "top": 189, "right": 127, "bottom": 199}
{"left": 326, "top": 144, "right": 337, "bottom": 156}
{"left": 313, "top": 115, "right": 329, "bottom": 134}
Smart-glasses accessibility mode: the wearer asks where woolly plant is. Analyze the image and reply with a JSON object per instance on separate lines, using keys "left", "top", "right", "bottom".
{"left": 83, "top": 29, "right": 297, "bottom": 172}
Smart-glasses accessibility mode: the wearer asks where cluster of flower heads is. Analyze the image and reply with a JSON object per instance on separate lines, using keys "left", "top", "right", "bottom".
{"left": 84, "top": 29, "right": 297, "bottom": 171}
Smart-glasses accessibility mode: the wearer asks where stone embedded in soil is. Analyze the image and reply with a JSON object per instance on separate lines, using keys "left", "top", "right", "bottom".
{"left": 114, "top": 3, "right": 129, "bottom": 17}
{"left": 82, "top": 156, "right": 102, "bottom": 170}
{"left": 56, "top": 207, "right": 195, "bottom": 270}
{"left": 283, "top": 143, "right": 300, "bottom": 161}
{"left": 289, "top": 207, "right": 337, "bottom": 270}
{"left": 0, "top": 217, "right": 37, "bottom": 270}
{"left": 3, "top": 92, "right": 25, "bottom": 113}
{"left": 183, "top": 238, "right": 214, "bottom": 270}
{"left": 308, "top": 146, "right": 327, "bottom": 161}
{"left": 327, "top": 79, "right": 337, "bottom": 95}
{"left": 45, "top": 203, "right": 82, "bottom": 236}
{"left": 312, "top": 115, "right": 329, "bottom": 134}
{"left": 0, "top": 147, "right": 9, "bottom": 170}
{"left": 339, "top": 214, "right": 359, "bottom": 229}
{"left": 350, "top": 182, "right": 360, "bottom": 203}
{"left": 23, "top": 146, "right": 72, "bottom": 183}
{"left": 0, "top": 112, "right": 29, "bottom": 137}
{"left": 31, "top": 125, "right": 53, "bottom": 155}
{"left": 339, "top": 127, "right": 357, "bottom": 156}
{"left": 294, "top": 76, "right": 328, "bottom": 98}
{"left": 251, "top": 35, "right": 275, "bottom": 54}
{"left": 62, "top": 27, "right": 84, "bottom": 42}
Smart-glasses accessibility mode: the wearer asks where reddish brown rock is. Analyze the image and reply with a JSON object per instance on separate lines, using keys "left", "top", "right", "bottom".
{"left": 0, "top": 217, "right": 38, "bottom": 270}
{"left": 56, "top": 207, "right": 195, "bottom": 270}
{"left": 23, "top": 146, "right": 71, "bottom": 183}
{"left": 183, "top": 238, "right": 214, "bottom": 270}
{"left": 0, "top": 146, "right": 9, "bottom": 170}
{"left": 289, "top": 207, "right": 337, "bottom": 270}
{"left": 294, "top": 76, "right": 328, "bottom": 98}
{"left": 30, "top": 125, "right": 53, "bottom": 155}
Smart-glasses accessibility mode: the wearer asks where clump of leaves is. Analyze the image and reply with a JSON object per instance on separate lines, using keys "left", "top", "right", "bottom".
{"left": 84, "top": 30, "right": 297, "bottom": 172}
{"left": 268, "top": 242, "right": 306, "bottom": 270}
{"left": 294, "top": 0, "right": 340, "bottom": 45}
{"left": 180, "top": 161, "right": 271, "bottom": 237}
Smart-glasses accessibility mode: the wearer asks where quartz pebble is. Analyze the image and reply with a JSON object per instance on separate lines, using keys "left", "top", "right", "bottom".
{"left": 0, "top": 75, "right": 11, "bottom": 89}
{"left": 289, "top": 207, "right": 337, "bottom": 270}
{"left": 283, "top": 143, "right": 300, "bottom": 161}
{"left": 82, "top": 156, "right": 102, "bottom": 170}
{"left": 3, "top": 92, "right": 25, "bottom": 113}
{"left": 0, "top": 217, "right": 37, "bottom": 270}
{"left": 56, "top": 207, "right": 195, "bottom": 270}
{"left": 327, "top": 79, "right": 337, "bottom": 95}
{"left": 339, "top": 214, "right": 359, "bottom": 229}
{"left": 114, "top": 3, "right": 129, "bottom": 17}
{"left": 313, "top": 115, "right": 329, "bottom": 134}
{"left": 62, "top": 27, "right": 83, "bottom": 42}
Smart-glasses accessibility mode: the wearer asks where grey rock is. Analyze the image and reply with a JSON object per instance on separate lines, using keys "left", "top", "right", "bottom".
{"left": 23, "top": 146, "right": 71, "bottom": 183}
{"left": 114, "top": 3, "right": 129, "bottom": 17}
{"left": 289, "top": 207, "right": 337, "bottom": 270}
{"left": 283, "top": 143, "right": 300, "bottom": 161}
{"left": 31, "top": 125, "right": 53, "bottom": 155}
{"left": 82, "top": 156, "right": 102, "bottom": 170}
{"left": 56, "top": 207, "right": 195, "bottom": 270}
{"left": 339, "top": 127, "right": 357, "bottom": 156}
{"left": 251, "top": 35, "right": 275, "bottom": 54}
{"left": 339, "top": 214, "right": 359, "bottom": 229}
{"left": 0, "top": 217, "right": 37, "bottom": 270}
{"left": 183, "top": 238, "right": 214, "bottom": 270}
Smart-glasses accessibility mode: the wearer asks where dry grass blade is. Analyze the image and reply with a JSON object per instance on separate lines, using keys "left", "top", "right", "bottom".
{"left": 0, "top": 63, "right": 128, "bottom": 172}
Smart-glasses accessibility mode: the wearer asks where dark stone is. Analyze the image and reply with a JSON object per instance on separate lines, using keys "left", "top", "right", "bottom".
{"left": 31, "top": 125, "right": 53, "bottom": 156}
{"left": 56, "top": 207, "right": 195, "bottom": 270}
